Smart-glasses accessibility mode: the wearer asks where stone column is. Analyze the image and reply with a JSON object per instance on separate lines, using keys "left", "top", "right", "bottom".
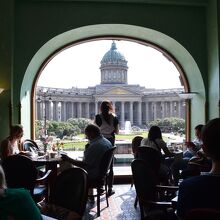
{"left": 95, "top": 101, "right": 98, "bottom": 115}
{"left": 170, "top": 101, "right": 173, "bottom": 117}
{"left": 50, "top": 101, "right": 53, "bottom": 121}
{"left": 37, "top": 102, "right": 41, "bottom": 120}
{"left": 78, "top": 102, "right": 82, "bottom": 118}
{"left": 129, "top": 102, "right": 133, "bottom": 124}
{"left": 121, "top": 101, "right": 125, "bottom": 129}
{"left": 154, "top": 102, "right": 158, "bottom": 119}
{"left": 65, "top": 102, "right": 68, "bottom": 120}
{"left": 61, "top": 101, "right": 66, "bottom": 121}
{"left": 58, "top": 102, "right": 62, "bottom": 122}
{"left": 71, "top": 102, "right": 75, "bottom": 118}
{"left": 164, "top": 102, "right": 168, "bottom": 118}
{"left": 53, "top": 101, "right": 58, "bottom": 121}
{"left": 174, "top": 102, "right": 177, "bottom": 117}
{"left": 137, "top": 101, "right": 142, "bottom": 126}
{"left": 145, "top": 102, "right": 149, "bottom": 124}
{"left": 68, "top": 102, "right": 72, "bottom": 119}
{"left": 45, "top": 101, "right": 49, "bottom": 121}
{"left": 112, "top": 101, "right": 116, "bottom": 113}
{"left": 178, "top": 101, "right": 182, "bottom": 118}
{"left": 40, "top": 101, "right": 44, "bottom": 120}
{"left": 86, "top": 102, "right": 90, "bottom": 118}
{"left": 35, "top": 100, "right": 39, "bottom": 120}
{"left": 161, "top": 101, "right": 165, "bottom": 118}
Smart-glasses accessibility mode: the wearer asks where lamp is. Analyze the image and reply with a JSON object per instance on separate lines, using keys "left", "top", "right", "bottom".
{"left": 37, "top": 88, "right": 52, "bottom": 136}
{"left": 0, "top": 88, "right": 4, "bottom": 94}
{"left": 178, "top": 92, "right": 198, "bottom": 100}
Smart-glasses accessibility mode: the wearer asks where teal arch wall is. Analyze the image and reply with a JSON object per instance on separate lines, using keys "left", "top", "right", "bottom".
{"left": 2, "top": 1, "right": 220, "bottom": 142}
{"left": 21, "top": 24, "right": 205, "bottom": 138}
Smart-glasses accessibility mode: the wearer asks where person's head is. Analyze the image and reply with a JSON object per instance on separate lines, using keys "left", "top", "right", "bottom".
{"left": 10, "top": 124, "right": 23, "bottom": 140}
{"left": 85, "top": 124, "right": 101, "bottom": 141}
{"left": 0, "top": 165, "right": 7, "bottom": 189}
{"left": 148, "top": 126, "right": 162, "bottom": 141}
{"left": 194, "top": 124, "right": 203, "bottom": 140}
{"left": 132, "top": 136, "right": 143, "bottom": 156}
{"left": 201, "top": 118, "right": 220, "bottom": 162}
{"left": 100, "top": 101, "right": 113, "bottom": 114}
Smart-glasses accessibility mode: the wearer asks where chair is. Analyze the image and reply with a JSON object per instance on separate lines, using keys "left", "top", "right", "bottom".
{"left": 137, "top": 147, "right": 161, "bottom": 174}
{"left": 131, "top": 159, "right": 178, "bottom": 220}
{"left": 184, "top": 208, "right": 220, "bottom": 220}
{"left": 138, "top": 146, "right": 172, "bottom": 184}
{"left": 131, "top": 136, "right": 143, "bottom": 188}
{"left": 49, "top": 167, "right": 88, "bottom": 218}
{"left": 133, "top": 147, "right": 170, "bottom": 208}
{"left": 88, "top": 146, "right": 116, "bottom": 217}
{"left": 23, "top": 139, "right": 39, "bottom": 153}
{"left": 2, "top": 154, "right": 51, "bottom": 203}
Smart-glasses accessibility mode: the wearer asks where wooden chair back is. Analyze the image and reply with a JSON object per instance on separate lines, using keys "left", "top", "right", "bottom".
{"left": 50, "top": 167, "right": 88, "bottom": 216}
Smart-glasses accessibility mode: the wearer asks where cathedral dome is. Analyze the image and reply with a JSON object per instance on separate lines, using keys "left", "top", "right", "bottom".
{"left": 100, "top": 41, "right": 128, "bottom": 85}
{"left": 101, "top": 41, "right": 127, "bottom": 64}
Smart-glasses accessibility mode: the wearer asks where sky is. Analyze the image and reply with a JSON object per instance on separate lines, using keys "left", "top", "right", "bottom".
{"left": 37, "top": 40, "right": 183, "bottom": 89}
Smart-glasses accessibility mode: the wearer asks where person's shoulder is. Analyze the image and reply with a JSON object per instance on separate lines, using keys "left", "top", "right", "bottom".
{"left": 5, "top": 188, "right": 33, "bottom": 202}
{"left": 155, "top": 138, "right": 166, "bottom": 146}
{"left": 180, "top": 175, "right": 208, "bottom": 189}
{"left": 95, "top": 114, "right": 102, "bottom": 126}
{"left": 6, "top": 188, "right": 29, "bottom": 195}
{"left": 101, "top": 136, "right": 112, "bottom": 146}
{"left": 95, "top": 114, "right": 101, "bottom": 120}
{"left": 140, "top": 138, "right": 148, "bottom": 145}
{"left": 0, "top": 137, "right": 10, "bottom": 146}
{"left": 141, "top": 137, "right": 148, "bottom": 142}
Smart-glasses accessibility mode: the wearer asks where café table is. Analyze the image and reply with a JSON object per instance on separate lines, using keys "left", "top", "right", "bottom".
{"left": 32, "top": 155, "right": 62, "bottom": 176}
{"left": 31, "top": 154, "right": 62, "bottom": 201}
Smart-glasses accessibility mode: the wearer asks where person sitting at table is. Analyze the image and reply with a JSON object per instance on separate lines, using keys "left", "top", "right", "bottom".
{"left": 61, "top": 124, "right": 112, "bottom": 201}
{"left": 141, "top": 126, "right": 174, "bottom": 184}
{"left": 0, "top": 124, "right": 30, "bottom": 162}
{"left": 131, "top": 136, "right": 143, "bottom": 159}
{"left": 0, "top": 164, "right": 42, "bottom": 220}
{"left": 171, "top": 124, "right": 204, "bottom": 185}
{"left": 184, "top": 124, "right": 204, "bottom": 158}
{"left": 141, "top": 125, "right": 174, "bottom": 158}
{"left": 177, "top": 118, "right": 220, "bottom": 219}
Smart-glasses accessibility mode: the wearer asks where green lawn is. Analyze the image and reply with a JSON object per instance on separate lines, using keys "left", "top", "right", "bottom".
{"left": 62, "top": 132, "right": 148, "bottom": 150}
{"left": 61, "top": 131, "right": 175, "bottom": 151}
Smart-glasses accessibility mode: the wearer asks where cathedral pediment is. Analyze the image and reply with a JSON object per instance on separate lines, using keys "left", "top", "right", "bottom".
{"left": 101, "top": 87, "right": 139, "bottom": 95}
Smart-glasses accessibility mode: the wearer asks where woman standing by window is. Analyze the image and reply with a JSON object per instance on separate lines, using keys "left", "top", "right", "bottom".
{"left": 94, "top": 100, "right": 119, "bottom": 196}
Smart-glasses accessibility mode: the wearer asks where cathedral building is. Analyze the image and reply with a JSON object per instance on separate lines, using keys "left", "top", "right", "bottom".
{"left": 36, "top": 42, "right": 185, "bottom": 129}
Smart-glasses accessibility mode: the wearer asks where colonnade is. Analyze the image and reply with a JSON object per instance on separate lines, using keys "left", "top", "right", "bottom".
{"left": 36, "top": 99, "right": 185, "bottom": 128}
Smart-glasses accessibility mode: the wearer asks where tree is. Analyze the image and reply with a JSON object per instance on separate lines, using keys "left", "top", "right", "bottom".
{"left": 148, "top": 117, "right": 185, "bottom": 134}
{"left": 35, "top": 118, "right": 92, "bottom": 140}
{"left": 67, "top": 118, "right": 92, "bottom": 133}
